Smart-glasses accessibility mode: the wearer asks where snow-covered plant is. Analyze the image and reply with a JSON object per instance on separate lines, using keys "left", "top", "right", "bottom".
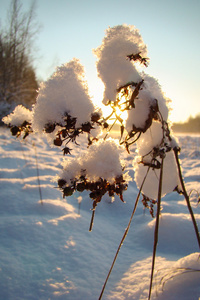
{"left": 93, "top": 24, "right": 147, "bottom": 104}
{"left": 32, "top": 58, "right": 103, "bottom": 148}
{"left": 57, "top": 138, "right": 129, "bottom": 230}
{"left": 2, "top": 104, "right": 32, "bottom": 138}
{"left": 2, "top": 24, "right": 199, "bottom": 300}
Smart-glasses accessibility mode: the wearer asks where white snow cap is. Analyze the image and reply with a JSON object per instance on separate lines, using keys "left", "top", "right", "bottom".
{"left": 125, "top": 74, "right": 169, "bottom": 134}
{"left": 142, "top": 74, "right": 169, "bottom": 121}
{"left": 2, "top": 105, "right": 32, "bottom": 126}
{"left": 125, "top": 88, "right": 155, "bottom": 134}
{"left": 134, "top": 150, "right": 180, "bottom": 200}
{"left": 93, "top": 24, "right": 147, "bottom": 104}
{"left": 32, "top": 58, "right": 95, "bottom": 133}
{"left": 133, "top": 122, "right": 180, "bottom": 199}
{"left": 59, "top": 138, "right": 126, "bottom": 184}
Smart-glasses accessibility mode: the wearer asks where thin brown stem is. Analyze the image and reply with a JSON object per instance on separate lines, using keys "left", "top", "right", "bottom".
{"left": 148, "top": 155, "right": 164, "bottom": 300}
{"left": 98, "top": 166, "right": 151, "bottom": 300}
{"left": 173, "top": 147, "right": 200, "bottom": 249}
{"left": 89, "top": 209, "right": 95, "bottom": 232}
{"left": 33, "top": 142, "right": 43, "bottom": 205}
{"left": 103, "top": 109, "right": 115, "bottom": 122}
{"left": 116, "top": 81, "right": 137, "bottom": 93}
{"left": 103, "top": 118, "right": 117, "bottom": 140}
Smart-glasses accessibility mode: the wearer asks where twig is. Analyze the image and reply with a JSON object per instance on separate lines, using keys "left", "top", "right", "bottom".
{"left": 116, "top": 81, "right": 138, "bottom": 93}
{"left": 89, "top": 209, "right": 96, "bottom": 232}
{"left": 148, "top": 155, "right": 164, "bottom": 300}
{"left": 98, "top": 165, "right": 151, "bottom": 300}
{"left": 33, "top": 142, "right": 43, "bottom": 205}
{"left": 173, "top": 147, "right": 200, "bottom": 249}
{"left": 19, "top": 140, "right": 27, "bottom": 164}
{"left": 104, "top": 118, "right": 117, "bottom": 140}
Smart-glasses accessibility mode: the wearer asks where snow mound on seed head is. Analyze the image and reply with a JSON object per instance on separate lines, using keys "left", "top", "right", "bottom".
{"left": 32, "top": 58, "right": 95, "bottom": 133}
{"left": 93, "top": 24, "right": 147, "bottom": 104}
{"left": 2, "top": 105, "right": 32, "bottom": 126}
{"left": 59, "top": 138, "right": 127, "bottom": 185}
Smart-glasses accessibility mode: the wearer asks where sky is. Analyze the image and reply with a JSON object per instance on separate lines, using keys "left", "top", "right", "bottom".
{"left": 0, "top": 0, "right": 200, "bottom": 123}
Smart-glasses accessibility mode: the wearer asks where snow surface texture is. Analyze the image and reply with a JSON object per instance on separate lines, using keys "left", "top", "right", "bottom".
{"left": 0, "top": 128, "right": 199, "bottom": 300}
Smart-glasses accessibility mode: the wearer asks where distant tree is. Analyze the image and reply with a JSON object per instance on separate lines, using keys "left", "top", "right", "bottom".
{"left": 172, "top": 114, "right": 200, "bottom": 133}
{"left": 0, "top": 0, "right": 39, "bottom": 123}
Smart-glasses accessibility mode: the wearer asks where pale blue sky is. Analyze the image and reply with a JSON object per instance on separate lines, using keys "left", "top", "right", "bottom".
{"left": 1, "top": 0, "right": 200, "bottom": 122}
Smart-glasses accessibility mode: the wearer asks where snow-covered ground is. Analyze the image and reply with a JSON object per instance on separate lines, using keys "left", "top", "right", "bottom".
{"left": 0, "top": 128, "right": 199, "bottom": 300}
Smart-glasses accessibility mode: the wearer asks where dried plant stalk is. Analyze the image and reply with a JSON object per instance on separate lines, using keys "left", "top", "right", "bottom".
{"left": 148, "top": 156, "right": 164, "bottom": 300}
{"left": 98, "top": 166, "right": 151, "bottom": 300}
{"left": 33, "top": 143, "right": 43, "bottom": 205}
{"left": 173, "top": 147, "right": 200, "bottom": 249}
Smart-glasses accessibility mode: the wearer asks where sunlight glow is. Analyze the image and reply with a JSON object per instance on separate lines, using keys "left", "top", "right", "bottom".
{"left": 114, "top": 106, "right": 128, "bottom": 122}
{"left": 88, "top": 76, "right": 130, "bottom": 124}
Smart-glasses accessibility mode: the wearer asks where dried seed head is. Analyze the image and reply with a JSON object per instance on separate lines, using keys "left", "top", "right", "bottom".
{"left": 103, "top": 122, "right": 109, "bottom": 129}
{"left": 62, "top": 147, "right": 72, "bottom": 155}
{"left": 54, "top": 137, "right": 62, "bottom": 146}
{"left": 11, "top": 126, "right": 20, "bottom": 136}
{"left": 76, "top": 182, "right": 86, "bottom": 192}
{"left": 91, "top": 112, "right": 101, "bottom": 122}
{"left": 82, "top": 122, "right": 93, "bottom": 133}
{"left": 63, "top": 186, "right": 74, "bottom": 197}
{"left": 115, "top": 175, "right": 123, "bottom": 184}
{"left": 44, "top": 123, "right": 56, "bottom": 133}
{"left": 58, "top": 179, "right": 66, "bottom": 188}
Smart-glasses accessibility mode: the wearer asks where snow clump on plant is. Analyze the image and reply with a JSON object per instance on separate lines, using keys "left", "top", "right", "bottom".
{"left": 93, "top": 24, "right": 147, "bottom": 104}
{"left": 2, "top": 105, "right": 32, "bottom": 126}
{"left": 32, "top": 58, "right": 96, "bottom": 133}
{"left": 59, "top": 138, "right": 127, "bottom": 185}
{"left": 134, "top": 124, "right": 180, "bottom": 200}
{"left": 125, "top": 74, "right": 169, "bottom": 134}
{"left": 57, "top": 139, "right": 129, "bottom": 230}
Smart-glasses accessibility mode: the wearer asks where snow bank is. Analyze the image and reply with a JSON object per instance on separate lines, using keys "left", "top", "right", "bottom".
{"left": 0, "top": 128, "right": 199, "bottom": 300}
{"left": 108, "top": 253, "right": 200, "bottom": 300}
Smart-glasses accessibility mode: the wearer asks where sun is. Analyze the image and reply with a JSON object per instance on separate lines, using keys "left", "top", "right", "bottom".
{"left": 89, "top": 77, "right": 129, "bottom": 124}
{"left": 98, "top": 103, "right": 128, "bottom": 125}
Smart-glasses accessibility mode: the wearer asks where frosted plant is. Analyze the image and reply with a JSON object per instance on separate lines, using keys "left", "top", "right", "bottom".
{"left": 2, "top": 23, "right": 199, "bottom": 300}
{"left": 57, "top": 138, "right": 129, "bottom": 230}
{"left": 93, "top": 24, "right": 147, "bottom": 104}
{"left": 2, "top": 105, "right": 32, "bottom": 138}
{"left": 32, "top": 58, "right": 95, "bottom": 132}
{"left": 32, "top": 58, "right": 102, "bottom": 147}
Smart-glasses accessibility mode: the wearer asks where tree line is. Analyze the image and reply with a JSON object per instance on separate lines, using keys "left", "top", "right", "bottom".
{"left": 172, "top": 114, "right": 200, "bottom": 133}
{"left": 0, "top": 0, "right": 39, "bottom": 124}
